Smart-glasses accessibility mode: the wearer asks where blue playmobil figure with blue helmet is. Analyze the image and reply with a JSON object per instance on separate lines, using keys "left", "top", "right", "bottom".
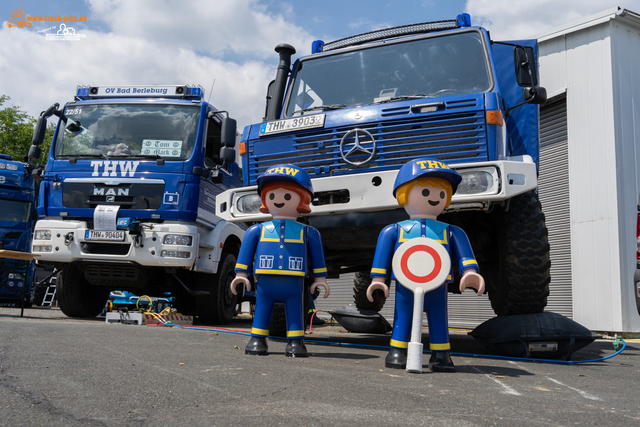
{"left": 230, "top": 164, "right": 330, "bottom": 357}
{"left": 367, "top": 157, "right": 485, "bottom": 372}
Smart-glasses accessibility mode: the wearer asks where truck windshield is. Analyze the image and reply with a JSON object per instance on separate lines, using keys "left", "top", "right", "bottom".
{"left": 0, "top": 199, "right": 31, "bottom": 224}
{"left": 285, "top": 30, "right": 492, "bottom": 116}
{"left": 54, "top": 104, "right": 200, "bottom": 160}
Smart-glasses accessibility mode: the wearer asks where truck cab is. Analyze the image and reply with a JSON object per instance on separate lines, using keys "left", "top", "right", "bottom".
{"left": 217, "top": 14, "right": 551, "bottom": 317}
{"left": 30, "top": 85, "right": 246, "bottom": 323}
{"left": 0, "top": 155, "right": 36, "bottom": 307}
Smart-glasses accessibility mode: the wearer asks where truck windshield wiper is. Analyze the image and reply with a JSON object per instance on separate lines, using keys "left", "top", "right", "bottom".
{"left": 292, "top": 104, "right": 346, "bottom": 115}
{"left": 130, "top": 153, "right": 164, "bottom": 160}
{"left": 58, "top": 153, "right": 107, "bottom": 160}
{"left": 371, "top": 94, "right": 428, "bottom": 105}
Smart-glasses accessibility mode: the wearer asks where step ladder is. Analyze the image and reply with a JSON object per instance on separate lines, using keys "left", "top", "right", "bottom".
{"left": 42, "top": 273, "right": 57, "bottom": 307}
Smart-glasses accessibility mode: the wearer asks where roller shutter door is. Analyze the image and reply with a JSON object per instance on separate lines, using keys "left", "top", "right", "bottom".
{"left": 537, "top": 94, "right": 573, "bottom": 318}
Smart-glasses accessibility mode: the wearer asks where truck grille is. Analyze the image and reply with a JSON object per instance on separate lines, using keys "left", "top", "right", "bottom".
{"left": 84, "top": 264, "right": 138, "bottom": 283}
{"left": 248, "top": 108, "right": 487, "bottom": 184}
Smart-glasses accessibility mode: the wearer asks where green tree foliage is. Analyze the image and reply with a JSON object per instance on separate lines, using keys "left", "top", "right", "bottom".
{"left": 0, "top": 95, "right": 54, "bottom": 164}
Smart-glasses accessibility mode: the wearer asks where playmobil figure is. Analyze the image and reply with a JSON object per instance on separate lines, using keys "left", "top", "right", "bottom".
{"left": 367, "top": 158, "right": 485, "bottom": 372}
{"left": 230, "top": 165, "right": 330, "bottom": 357}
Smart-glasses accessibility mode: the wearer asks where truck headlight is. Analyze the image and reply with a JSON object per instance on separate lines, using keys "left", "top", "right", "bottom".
{"left": 236, "top": 194, "right": 263, "bottom": 214}
{"left": 35, "top": 230, "right": 52, "bottom": 240}
{"left": 32, "top": 246, "right": 53, "bottom": 253}
{"left": 163, "top": 234, "right": 193, "bottom": 246}
{"left": 8, "top": 273, "right": 23, "bottom": 279}
{"left": 456, "top": 171, "right": 494, "bottom": 195}
{"left": 160, "top": 250, "right": 191, "bottom": 259}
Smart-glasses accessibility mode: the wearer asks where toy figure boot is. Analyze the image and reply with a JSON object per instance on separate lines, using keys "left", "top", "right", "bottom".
{"left": 285, "top": 339, "right": 308, "bottom": 357}
{"left": 245, "top": 336, "right": 268, "bottom": 356}
{"left": 385, "top": 347, "right": 407, "bottom": 369}
{"left": 428, "top": 351, "right": 455, "bottom": 372}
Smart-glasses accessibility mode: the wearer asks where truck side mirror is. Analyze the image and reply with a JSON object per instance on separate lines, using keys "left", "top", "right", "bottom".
{"left": 221, "top": 117, "right": 237, "bottom": 148}
{"left": 523, "top": 86, "right": 547, "bottom": 105}
{"left": 28, "top": 145, "right": 42, "bottom": 162}
{"left": 32, "top": 116, "right": 47, "bottom": 146}
{"left": 514, "top": 46, "right": 538, "bottom": 87}
{"left": 220, "top": 146, "right": 236, "bottom": 162}
{"left": 264, "top": 80, "right": 276, "bottom": 121}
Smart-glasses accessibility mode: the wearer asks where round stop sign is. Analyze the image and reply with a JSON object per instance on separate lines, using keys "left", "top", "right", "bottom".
{"left": 392, "top": 237, "right": 451, "bottom": 293}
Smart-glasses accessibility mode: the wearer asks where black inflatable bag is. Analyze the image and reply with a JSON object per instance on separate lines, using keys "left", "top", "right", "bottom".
{"left": 470, "top": 312, "right": 600, "bottom": 360}
{"left": 329, "top": 306, "right": 392, "bottom": 334}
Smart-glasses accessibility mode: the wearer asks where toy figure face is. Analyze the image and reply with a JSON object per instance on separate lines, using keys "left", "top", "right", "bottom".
{"left": 403, "top": 182, "right": 448, "bottom": 219}
{"left": 265, "top": 187, "right": 301, "bottom": 219}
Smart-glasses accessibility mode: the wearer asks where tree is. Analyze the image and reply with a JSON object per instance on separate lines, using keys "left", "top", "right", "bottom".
{"left": 0, "top": 95, "right": 54, "bottom": 164}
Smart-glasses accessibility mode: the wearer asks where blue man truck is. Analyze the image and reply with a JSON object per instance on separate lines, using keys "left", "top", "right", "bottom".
{"left": 29, "top": 85, "right": 247, "bottom": 324}
{"left": 216, "top": 14, "right": 551, "bottom": 317}
{"left": 0, "top": 155, "right": 36, "bottom": 307}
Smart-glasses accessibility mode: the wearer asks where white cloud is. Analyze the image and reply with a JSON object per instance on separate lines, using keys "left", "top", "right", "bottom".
{"left": 1, "top": 0, "right": 317, "bottom": 132}
{"left": 465, "top": 0, "right": 640, "bottom": 39}
{"left": 0, "top": 26, "right": 273, "bottom": 131}
{"left": 85, "top": 0, "right": 314, "bottom": 60}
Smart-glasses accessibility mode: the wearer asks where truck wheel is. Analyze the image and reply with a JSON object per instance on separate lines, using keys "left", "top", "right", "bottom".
{"left": 488, "top": 190, "right": 551, "bottom": 316}
{"left": 196, "top": 252, "right": 238, "bottom": 325}
{"left": 353, "top": 271, "right": 387, "bottom": 312}
{"left": 58, "top": 264, "right": 109, "bottom": 318}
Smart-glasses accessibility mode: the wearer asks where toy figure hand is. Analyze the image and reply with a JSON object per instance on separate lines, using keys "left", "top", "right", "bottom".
{"left": 230, "top": 273, "right": 251, "bottom": 295}
{"left": 310, "top": 277, "right": 330, "bottom": 298}
{"left": 367, "top": 278, "right": 389, "bottom": 302}
{"left": 460, "top": 271, "right": 485, "bottom": 296}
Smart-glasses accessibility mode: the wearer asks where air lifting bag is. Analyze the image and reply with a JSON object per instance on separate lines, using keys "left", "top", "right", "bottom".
{"left": 329, "top": 306, "right": 392, "bottom": 334}
{"left": 469, "top": 312, "right": 600, "bottom": 360}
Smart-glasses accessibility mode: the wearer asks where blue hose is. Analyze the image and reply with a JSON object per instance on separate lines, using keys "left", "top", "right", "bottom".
{"left": 163, "top": 323, "right": 627, "bottom": 365}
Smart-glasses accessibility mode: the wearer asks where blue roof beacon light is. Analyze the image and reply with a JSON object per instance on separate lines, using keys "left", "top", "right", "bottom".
{"left": 457, "top": 13, "right": 471, "bottom": 27}
{"left": 75, "top": 85, "right": 205, "bottom": 101}
{"left": 311, "top": 40, "right": 325, "bottom": 54}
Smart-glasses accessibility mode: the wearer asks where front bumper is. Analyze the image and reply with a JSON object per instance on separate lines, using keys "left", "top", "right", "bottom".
{"left": 216, "top": 158, "right": 538, "bottom": 222}
{"left": 31, "top": 219, "right": 199, "bottom": 268}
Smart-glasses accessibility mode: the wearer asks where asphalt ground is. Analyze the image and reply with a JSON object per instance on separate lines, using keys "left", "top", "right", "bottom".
{"left": 1, "top": 307, "right": 639, "bottom": 427}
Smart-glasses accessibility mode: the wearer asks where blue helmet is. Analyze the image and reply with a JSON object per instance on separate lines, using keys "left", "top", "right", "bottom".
{"left": 256, "top": 164, "right": 314, "bottom": 197}
{"left": 393, "top": 158, "right": 462, "bottom": 197}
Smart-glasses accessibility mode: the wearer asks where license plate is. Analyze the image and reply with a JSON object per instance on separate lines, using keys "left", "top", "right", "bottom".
{"left": 85, "top": 230, "right": 125, "bottom": 241}
{"left": 259, "top": 114, "right": 325, "bottom": 136}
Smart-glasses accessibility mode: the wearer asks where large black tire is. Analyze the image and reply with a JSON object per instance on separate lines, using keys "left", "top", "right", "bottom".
{"left": 487, "top": 190, "right": 551, "bottom": 316}
{"left": 58, "top": 264, "right": 109, "bottom": 318}
{"left": 196, "top": 252, "right": 238, "bottom": 325}
{"left": 353, "top": 271, "right": 387, "bottom": 312}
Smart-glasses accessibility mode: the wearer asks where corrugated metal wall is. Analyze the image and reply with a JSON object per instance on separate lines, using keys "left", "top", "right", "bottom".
{"left": 538, "top": 94, "right": 574, "bottom": 318}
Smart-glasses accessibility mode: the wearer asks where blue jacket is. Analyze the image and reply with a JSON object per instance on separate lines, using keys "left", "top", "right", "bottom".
{"left": 235, "top": 219, "right": 328, "bottom": 278}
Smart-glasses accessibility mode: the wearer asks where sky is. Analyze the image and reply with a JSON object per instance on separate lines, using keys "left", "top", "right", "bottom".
{"left": 2, "top": 0, "right": 639, "bottom": 132}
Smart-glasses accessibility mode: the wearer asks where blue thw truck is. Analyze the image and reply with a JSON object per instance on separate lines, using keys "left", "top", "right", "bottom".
{"left": 29, "top": 85, "right": 247, "bottom": 324}
{"left": 216, "top": 14, "right": 551, "bottom": 317}
{"left": 0, "top": 155, "right": 36, "bottom": 307}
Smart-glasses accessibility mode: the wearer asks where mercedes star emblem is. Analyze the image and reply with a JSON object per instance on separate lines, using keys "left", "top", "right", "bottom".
{"left": 340, "top": 128, "right": 376, "bottom": 165}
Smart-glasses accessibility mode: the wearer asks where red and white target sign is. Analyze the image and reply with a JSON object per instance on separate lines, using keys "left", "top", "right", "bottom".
{"left": 392, "top": 237, "right": 451, "bottom": 293}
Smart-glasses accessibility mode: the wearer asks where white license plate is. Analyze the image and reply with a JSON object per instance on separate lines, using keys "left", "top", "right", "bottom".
{"left": 85, "top": 230, "right": 125, "bottom": 241}
{"left": 259, "top": 114, "right": 325, "bottom": 136}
